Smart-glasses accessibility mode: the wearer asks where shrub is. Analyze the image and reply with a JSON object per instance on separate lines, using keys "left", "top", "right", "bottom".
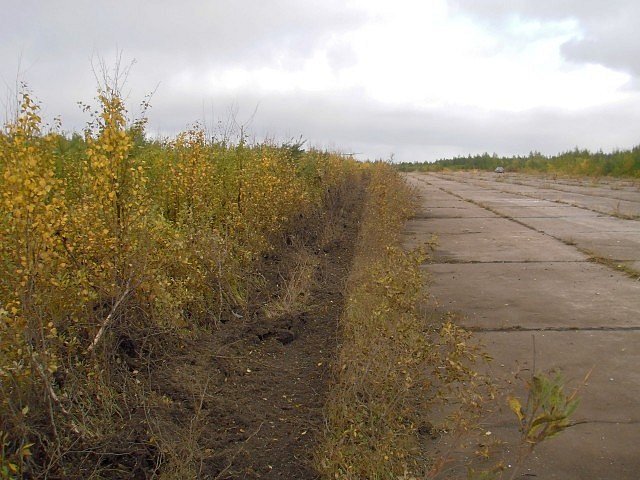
{"left": 0, "top": 86, "right": 360, "bottom": 477}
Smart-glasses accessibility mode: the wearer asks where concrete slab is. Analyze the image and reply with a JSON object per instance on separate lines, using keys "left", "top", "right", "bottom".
{"left": 554, "top": 196, "right": 640, "bottom": 218}
{"left": 414, "top": 207, "right": 498, "bottom": 219}
{"left": 520, "top": 218, "right": 640, "bottom": 261}
{"left": 424, "top": 262, "right": 640, "bottom": 329}
{"left": 427, "top": 230, "right": 586, "bottom": 263}
{"left": 475, "top": 331, "right": 640, "bottom": 423}
{"left": 405, "top": 171, "right": 640, "bottom": 479}
{"left": 489, "top": 423, "right": 640, "bottom": 480}
{"left": 411, "top": 191, "right": 459, "bottom": 202}
{"left": 429, "top": 173, "right": 640, "bottom": 266}
{"left": 493, "top": 205, "right": 602, "bottom": 218}
{"left": 490, "top": 175, "right": 640, "bottom": 204}
{"left": 411, "top": 217, "right": 530, "bottom": 235}
{"left": 564, "top": 233, "right": 640, "bottom": 261}
{"left": 438, "top": 172, "right": 640, "bottom": 218}
{"left": 518, "top": 216, "right": 640, "bottom": 234}
{"left": 621, "top": 260, "right": 640, "bottom": 272}
{"left": 539, "top": 183, "right": 639, "bottom": 204}
{"left": 415, "top": 198, "right": 476, "bottom": 208}
{"left": 481, "top": 198, "right": 561, "bottom": 208}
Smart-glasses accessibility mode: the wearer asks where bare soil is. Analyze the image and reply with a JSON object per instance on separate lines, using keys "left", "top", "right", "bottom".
{"left": 144, "top": 187, "right": 365, "bottom": 479}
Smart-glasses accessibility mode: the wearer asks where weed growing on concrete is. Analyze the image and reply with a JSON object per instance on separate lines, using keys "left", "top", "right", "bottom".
{"left": 502, "top": 370, "right": 583, "bottom": 480}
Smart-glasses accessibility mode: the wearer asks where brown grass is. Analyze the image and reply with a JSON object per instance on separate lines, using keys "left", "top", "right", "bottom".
{"left": 263, "top": 244, "right": 319, "bottom": 320}
{"left": 316, "top": 163, "right": 494, "bottom": 479}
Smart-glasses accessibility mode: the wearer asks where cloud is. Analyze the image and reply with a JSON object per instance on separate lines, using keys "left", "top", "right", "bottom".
{"left": 449, "top": 0, "right": 613, "bottom": 22}
{"left": 145, "top": 87, "right": 640, "bottom": 162}
{"left": 0, "top": 0, "right": 367, "bottom": 134}
{"left": 1, "top": 0, "right": 639, "bottom": 162}
{"left": 0, "top": 1, "right": 365, "bottom": 68}
{"left": 561, "top": 13, "right": 640, "bottom": 77}
{"left": 451, "top": 0, "right": 640, "bottom": 79}
{"left": 0, "top": 0, "right": 366, "bottom": 101}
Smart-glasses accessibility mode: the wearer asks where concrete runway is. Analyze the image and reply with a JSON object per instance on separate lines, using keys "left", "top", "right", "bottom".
{"left": 403, "top": 172, "right": 640, "bottom": 479}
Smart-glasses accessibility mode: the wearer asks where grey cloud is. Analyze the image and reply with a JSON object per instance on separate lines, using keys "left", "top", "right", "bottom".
{"left": 1, "top": 1, "right": 365, "bottom": 69}
{"left": 6, "top": 66, "right": 640, "bottom": 163}
{"left": 0, "top": 0, "right": 366, "bottom": 131}
{"left": 560, "top": 11, "right": 640, "bottom": 76}
{"left": 145, "top": 87, "right": 640, "bottom": 162}
{"left": 451, "top": 0, "right": 640, "bottom": 78}
{"left": 326, "top": 42, "right": 358, "bottom": 71}
{"left": 450, "top": 0, "right": 623, "bottom": 22}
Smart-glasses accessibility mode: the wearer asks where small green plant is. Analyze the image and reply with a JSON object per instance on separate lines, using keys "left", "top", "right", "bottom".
{"left": 510, "top": 372, "right": 579, "bottom": 443}
{"left": 505, "top": 370, "right": 581, "bottom": 480}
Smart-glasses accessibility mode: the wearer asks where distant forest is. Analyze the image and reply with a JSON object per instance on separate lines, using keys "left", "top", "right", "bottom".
{"left": 397, "top": 146, "right": 640, "bottom": 178}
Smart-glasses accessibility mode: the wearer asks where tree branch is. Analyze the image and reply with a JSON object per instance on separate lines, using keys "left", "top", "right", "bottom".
{"left": 87, "top": 281, "right": 133, "bottom": 353}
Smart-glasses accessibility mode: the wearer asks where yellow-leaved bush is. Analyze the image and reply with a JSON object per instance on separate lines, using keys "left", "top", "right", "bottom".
{"left": 0, "top": 92, "right": 66, "bottom": 391}
{"left": 0, "top": 87, "right": 359, "bottom": 477}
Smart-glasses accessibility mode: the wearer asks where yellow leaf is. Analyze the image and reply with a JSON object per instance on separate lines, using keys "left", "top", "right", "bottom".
{"left": 508, "top": 396, "right": 525, "bottom": 422}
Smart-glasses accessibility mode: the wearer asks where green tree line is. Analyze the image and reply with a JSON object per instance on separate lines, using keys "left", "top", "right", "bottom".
{"left": 397, "top": 146, "right": 640, "bottom": 177}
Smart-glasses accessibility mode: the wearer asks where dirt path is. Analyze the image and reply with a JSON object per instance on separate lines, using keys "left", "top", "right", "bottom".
{"left": 147, "top": 188, "right": 364, "bottom": 479}
{"left": 403, "top": 172, "right": 640, "bottom": 479}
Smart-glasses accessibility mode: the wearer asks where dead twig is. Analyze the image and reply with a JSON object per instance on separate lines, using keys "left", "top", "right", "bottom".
{"left": 87, "top": 280, "right": 133, "bottom": 353}
{"left": 213, "top": 421, "right": 264, "bottom": 480}
{"left": 32, "top": 356, "right": 85, "bottom": 437}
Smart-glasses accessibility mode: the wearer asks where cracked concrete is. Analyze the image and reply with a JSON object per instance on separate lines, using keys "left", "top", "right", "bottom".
{"left": 403, "top": 172, "right": 640, "bottom": 479}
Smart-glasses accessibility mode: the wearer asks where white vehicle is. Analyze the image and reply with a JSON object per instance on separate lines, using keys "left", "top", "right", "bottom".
{"left": 495, "top": 166, "right": 505, "bottom": 173}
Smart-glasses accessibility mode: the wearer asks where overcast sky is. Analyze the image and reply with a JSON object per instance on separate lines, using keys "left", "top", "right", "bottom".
{"left": 2, "top": 0, "right": 639, "bottom": 162}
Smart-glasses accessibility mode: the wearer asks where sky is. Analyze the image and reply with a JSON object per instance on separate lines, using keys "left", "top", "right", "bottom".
{"left": 1, "top": 0, "right": 639, "bottom": 162}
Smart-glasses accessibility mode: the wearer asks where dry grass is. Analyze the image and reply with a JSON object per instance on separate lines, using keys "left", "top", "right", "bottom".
{"left": 316, "top": 163, "right": 494, "bottom": 479}
{"left": 585, "top": 253, "right": 640, "bottom": 280}
{"left": 263, "top": 244, "right": 319, "bottom": 320}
